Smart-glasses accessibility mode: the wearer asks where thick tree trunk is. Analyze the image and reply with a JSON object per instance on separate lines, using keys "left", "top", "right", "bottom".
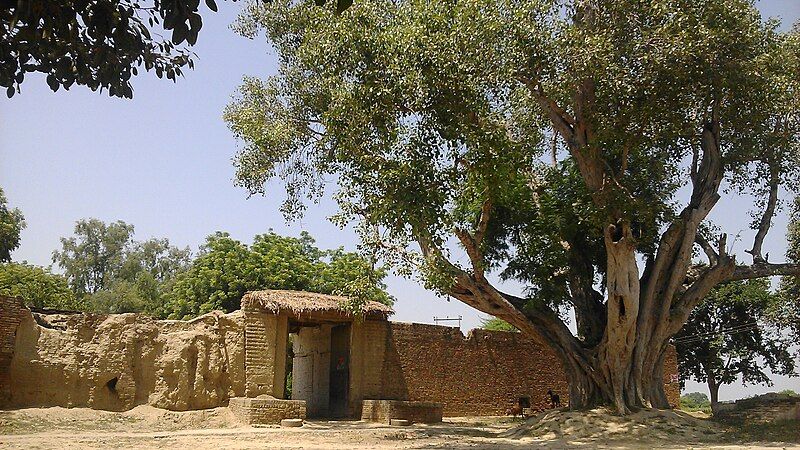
{"left": 560, "top": 347, "right": 671, "bottom": 411}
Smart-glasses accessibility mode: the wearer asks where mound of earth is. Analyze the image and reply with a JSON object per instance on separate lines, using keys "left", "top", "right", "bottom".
{"left": 501, "top": 407, "right": 725, "bottom": 444}
{"left": 0, "top": 405, "right": 240, "bottom": 434}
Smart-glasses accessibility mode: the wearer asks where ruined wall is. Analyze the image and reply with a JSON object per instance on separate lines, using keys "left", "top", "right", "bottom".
{"left": 3, "top": 299, "right": 246, "bottom": 411}
{"left": 363, "top": 321, "right": 681, "bottom": 417}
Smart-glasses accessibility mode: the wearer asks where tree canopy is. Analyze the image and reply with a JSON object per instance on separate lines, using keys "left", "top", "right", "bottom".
{"left": 165, "top": 230, "right": 392, "bottom": 319}
{"left": 675, "top": 279, "right": 796, "bottom": 411}
{"left": 225, "top": 0, "right": 800, "bottom": 412}
{"left": 0, "top": 188, "right": 25, "bottom": 263}
{"left": 0, "top": 262, "right": 81, "bottom": 310}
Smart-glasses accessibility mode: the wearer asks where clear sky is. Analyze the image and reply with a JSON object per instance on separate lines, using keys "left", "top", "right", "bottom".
{"left": 1, "top": 0, "right": 799, "bottom": 402}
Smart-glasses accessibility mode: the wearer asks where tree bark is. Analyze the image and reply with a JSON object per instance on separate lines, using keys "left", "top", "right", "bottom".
{"left": 707, "top": 375, "right": 720, "bottom": 415}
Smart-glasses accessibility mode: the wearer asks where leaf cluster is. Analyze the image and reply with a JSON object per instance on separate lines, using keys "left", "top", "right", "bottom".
{"left": 0, "top": 0, "right": 243, "bottom": 97}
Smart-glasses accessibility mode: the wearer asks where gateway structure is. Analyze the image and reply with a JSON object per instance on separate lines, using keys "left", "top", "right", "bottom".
{"left": 0, "top": 291, "right": 680, "bottom": 424}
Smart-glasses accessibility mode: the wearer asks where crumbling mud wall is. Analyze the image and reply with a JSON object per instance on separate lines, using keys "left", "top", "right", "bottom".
{"left": 2, "top": 297, "right": 245, "bottom": 411}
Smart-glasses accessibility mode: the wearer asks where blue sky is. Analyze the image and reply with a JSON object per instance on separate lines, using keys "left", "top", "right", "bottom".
{"left": 1, "top": 0, "right": 799, "bottom": 401}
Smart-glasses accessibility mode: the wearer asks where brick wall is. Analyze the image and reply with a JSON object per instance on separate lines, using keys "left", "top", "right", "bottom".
{"left": 361, "top": 399, "right": 442, "bottom": 423}
{"left": 229, "top": 397, "right": 306, "bottom": 425}
{"left": 663, "top": 345, "right": 681, "bottom": 408}
{"left": 243, "top": 310, "right": 287, "bottom": 398}
{"left": 377, "top": 322, "right": 570, "bottom": 416}
{"left": 0, "top": 296, "right": 27, "bottom": 405}
{"left": 366, "top": 321, "right": 680, "bottom": 417}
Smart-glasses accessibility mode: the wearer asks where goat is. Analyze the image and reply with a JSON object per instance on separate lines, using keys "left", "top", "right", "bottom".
{"left": 547, "top": 389, "right": 561, "bottom": 409}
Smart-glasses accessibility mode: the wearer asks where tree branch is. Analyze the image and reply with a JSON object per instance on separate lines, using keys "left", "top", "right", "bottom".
{"left": 747, "top": 161, "right": 780, "bottom": 264}
{"left": 695, "top": 234, "right": 719, "bottom": 265}
{"left": 728, "top": 262, "right": 800, "bottom": 281}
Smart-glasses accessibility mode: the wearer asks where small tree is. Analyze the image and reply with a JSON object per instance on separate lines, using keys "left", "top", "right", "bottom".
{"left": 0, "top": 188, "right": 25, "bottom": 263}
{"left": 675, "top": 279, "right": 796, "bottom": 413}
{"left": 679, "top": 392, "right": 711, "bottom": 411}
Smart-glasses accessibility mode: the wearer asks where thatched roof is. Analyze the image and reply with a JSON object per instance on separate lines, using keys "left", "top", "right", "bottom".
{"left": 240, "top": 290, "right": 393, "bottom": 320}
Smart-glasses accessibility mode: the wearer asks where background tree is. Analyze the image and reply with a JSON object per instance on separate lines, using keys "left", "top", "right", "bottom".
{"left": 675, "top": 279, "right": 796, "bottom": 413}
{"left": 0, "top": 262, "right": 82, "bottom": 310}
{"left": 226, "top": 0, "right": 800, "bottom": 412}
{"left": 779, "top": 196, "right": 800, "bottom": 341}
{"left": 679, "top": 392, "right": 711, "bottom": 412}
{"left": 165, "top": 231, "right": 392, "bottom": 319}
{"left": 53, "top": 219, "right": 136, "bottom": 296}
{"left": 481, "top": 317, "right": 518, "bottom": 332}
{"left": 0, "top": 187, "right": 25, "bottom": 262}
{"left": 51, "top": 218, "right": 191, "bottom": 315}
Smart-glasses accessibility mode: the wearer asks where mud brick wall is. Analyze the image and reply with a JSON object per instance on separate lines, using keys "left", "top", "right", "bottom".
{"left": 243, "top": 310, "right": 288, "bottom": 398}
{"left": 380, "top": 322, "right": 570, "bottom": 416}
{"left": 0, "top": 296, "right": 27, "bottom": 404}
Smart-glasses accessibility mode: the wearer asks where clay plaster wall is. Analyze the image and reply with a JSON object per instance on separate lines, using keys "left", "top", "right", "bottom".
{"left": 3, "top": 301, "right": 246, "bottom": 411}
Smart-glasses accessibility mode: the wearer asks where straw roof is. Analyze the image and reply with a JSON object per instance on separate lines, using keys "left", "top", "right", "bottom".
{"left": 240, "top": 290, "right": 393, "bottom": 319}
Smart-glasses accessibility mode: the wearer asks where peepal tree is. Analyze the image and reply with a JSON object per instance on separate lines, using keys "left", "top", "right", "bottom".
{"left": 225, "top": 0, "right": 800, "bottom": 413}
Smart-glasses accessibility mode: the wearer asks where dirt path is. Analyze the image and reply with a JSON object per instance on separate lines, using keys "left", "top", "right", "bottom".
{"left": 1, "top": 406, "right": 797, "bottom": 449}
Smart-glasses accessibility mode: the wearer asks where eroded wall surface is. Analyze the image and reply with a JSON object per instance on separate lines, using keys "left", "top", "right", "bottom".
{"left": 3, "top": 300, "right": 246, "bottom": 411}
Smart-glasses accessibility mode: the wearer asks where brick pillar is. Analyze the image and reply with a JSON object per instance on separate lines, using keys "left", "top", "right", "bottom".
{"left": 0, "top": 296, "right": 26, "bottom": 405}
{"left": 244, "top": 310, "right": 288, "bottom": 398}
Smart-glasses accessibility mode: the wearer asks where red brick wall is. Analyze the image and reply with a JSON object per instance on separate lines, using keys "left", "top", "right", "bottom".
{"left": 663, "top": 345, "right": 681, "bottom": 408}
{"left": 374, "top": 321, "right": 680, "bottom": 416}
{"left": 0, "top": 296, "right": 28, "bottom": 405}
{"left": 380, "top": 322, "right": 570, "bottom": 416}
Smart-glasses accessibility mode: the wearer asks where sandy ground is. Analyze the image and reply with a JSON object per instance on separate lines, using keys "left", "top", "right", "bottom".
{"left": 1, "top": 405, "right": 797, "bottom": 449}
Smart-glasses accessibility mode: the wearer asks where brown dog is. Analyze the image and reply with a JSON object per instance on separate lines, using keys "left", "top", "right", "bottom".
{"left": 506, "top": 404, "right": 523, "bottom": 418}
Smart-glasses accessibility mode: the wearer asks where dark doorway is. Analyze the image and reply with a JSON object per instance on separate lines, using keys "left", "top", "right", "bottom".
{"left": 329, "top": 324, "right": 351, "bottom": 418}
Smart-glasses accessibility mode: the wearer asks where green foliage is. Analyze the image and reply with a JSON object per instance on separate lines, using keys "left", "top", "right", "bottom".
{"left": 0, "top": 188, "right": 25, "bottom": 263}
{"left": 778, "top": 389, "right": 799, "bottom": 397}
{"left": 680, "top": 392, "right": 711, "bottom": 411}
{"left": 779, "top": 196, "right": 800, "bottom": 341}
{"left": 0, "top": 262, "right": 82, "bottom": 310}
{"left": 480, "top": 317, "right": 518, "bottom": 332}
{"left": 164, "top": 231, "right": 392, "bottom": 319}
{"left": 0, "top": 0, "right": 241, "bottom": 98}
{"left": 52, "top": 219, "right": 190, "bottom": 316}
{"left": 53, "top": 219, "right": 136, "bottom": 296}
{"left": 675, "top": 279, "right": 796, "bottom": 395}
{"left": 225, "top": 0, "right": 800, "bottom": 317}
